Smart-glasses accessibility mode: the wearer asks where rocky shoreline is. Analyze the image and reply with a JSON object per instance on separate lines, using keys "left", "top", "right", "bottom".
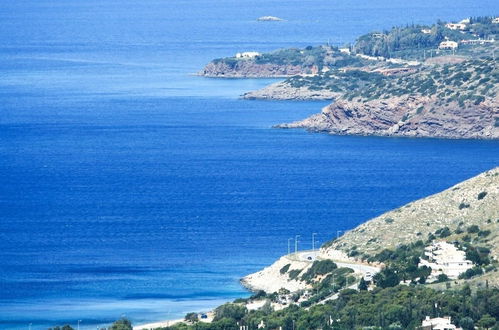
{"left": 242, "top": 81, "right": 339, "bottom": 100}
{"left": 199, "top": 61, "right": 308, "bottom": 78}
{"left": 275, "top": 95, "right": 499, "bottom": 140}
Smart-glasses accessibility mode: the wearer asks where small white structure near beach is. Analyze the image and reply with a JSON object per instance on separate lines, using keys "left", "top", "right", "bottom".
{"left": 421, "top": 316, "right": 460, "bottom": 330}
{"left": 419, "top": 241, "right": 473, "bottom": 280}
{"left": 235, "top": 52, "right": 261, "bottom": 59}
{"left": 439, "top": 41, "right": 458, "bottom": 50}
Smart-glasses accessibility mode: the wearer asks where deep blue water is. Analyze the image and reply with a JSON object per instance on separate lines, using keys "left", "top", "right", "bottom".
{"left": 1, "top": 0, "right": 499, "bottom": 329}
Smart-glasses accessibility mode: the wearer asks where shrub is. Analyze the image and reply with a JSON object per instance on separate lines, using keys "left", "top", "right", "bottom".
{"left": 435, "top": 227, "right": 451, "bottom": 238}
{"left": 185, "top": 312, "right": 198, "bottom": 323}
{"left": 477, "top": 191, "right": 488, "bottom": 200}
{"left": 110, "top": 319, "right": 133, "bottom": 330}
{"left": 288, "top": 269, "right": 301, "bottom": 280}
{"left": 214, "top": 303, "right": 247, "bottom": 322}
{"left": 478, "top": 230, "right": 491, "bottom": 237}
{"left": 301, "top": 260, "right": 337, "bottom": 282}
{"left": 467, "top": 225, "right": 480, "bottom": 233}
{"left": 280, "top": 264, "right": 291, "bottom": 274}
{"left": 458, "top": 266, "right": 484, "bottom": 279}
{"left": 459, "top": 203, "right": 470, "bottom": 210}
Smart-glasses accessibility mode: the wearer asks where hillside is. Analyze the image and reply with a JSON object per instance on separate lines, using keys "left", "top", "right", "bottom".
{"left": 150, "top": 168, "right": 499, "bottom": 330}
{"left": 198, "top": 45, "right": 370, "bottom": 78}
{"left": 276, "top": 58, "right": 499, "bottom": 139}
{"left": 353, "top": 16, "right": 499, "bottom": 60}
{"left": 322, "top": 167, "right": 499, "bottom": 284}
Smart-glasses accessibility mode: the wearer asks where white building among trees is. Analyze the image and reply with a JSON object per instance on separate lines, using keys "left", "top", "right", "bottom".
{"left": 421, "top": 316, "right": 460, "bottom": 330}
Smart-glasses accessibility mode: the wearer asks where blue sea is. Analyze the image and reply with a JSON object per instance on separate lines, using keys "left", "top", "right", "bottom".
{"left": 1, "top": 0, "right": 499, "bottom": 329}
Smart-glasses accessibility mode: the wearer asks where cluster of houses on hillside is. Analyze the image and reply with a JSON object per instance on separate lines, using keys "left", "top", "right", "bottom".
{"left": 419, "top": 241, "right": 473, "bottom": 280}
{"left": 235, "top": 51, "right": 261, "bottom": 59}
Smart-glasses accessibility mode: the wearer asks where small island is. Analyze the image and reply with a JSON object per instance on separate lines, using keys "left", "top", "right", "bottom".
{"left": 257, "top": 16, "right": 284, "bottom": 22}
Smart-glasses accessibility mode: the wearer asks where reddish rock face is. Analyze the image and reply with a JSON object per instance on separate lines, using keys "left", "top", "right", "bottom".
{"left": 277, "top": 95, "right": 499, "bottom": 139}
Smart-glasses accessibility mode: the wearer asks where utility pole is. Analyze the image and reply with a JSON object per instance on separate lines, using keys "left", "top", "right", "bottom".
{"left": 312, "top": 233, "right": 317, "bottom": 253}
{"left": 288, "top": 238, "right": 293, "bottom": 255}
{"left": 295, "top": 235, "right": 300, "bottom": 254}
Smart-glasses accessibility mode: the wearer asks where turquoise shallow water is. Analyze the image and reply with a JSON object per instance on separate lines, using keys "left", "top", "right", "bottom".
{"left": 1, "top": 0, "right": 499, "bottom": 329}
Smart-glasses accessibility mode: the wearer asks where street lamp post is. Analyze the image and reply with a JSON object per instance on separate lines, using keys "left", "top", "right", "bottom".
{"left": 288, "top": 238, "right": 293, "bottom": 255}
{"left": 77, "top": 320, "right": 82, "bottom": 330}
{"left": 295, "top": 235, "right": 300, "bottom": 254}
{"left": 29, "top": 323, "right": 32, "bottom": 330}
{"left": 312, "top": 233, "right": 317, "bottom": 253}
{"left": 337, "top": 230, "right": 343, "bottom": 239}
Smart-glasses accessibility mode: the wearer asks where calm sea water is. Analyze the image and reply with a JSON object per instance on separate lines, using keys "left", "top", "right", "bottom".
{"left": 1, "top": 0, "right": 499, "bottom": 329}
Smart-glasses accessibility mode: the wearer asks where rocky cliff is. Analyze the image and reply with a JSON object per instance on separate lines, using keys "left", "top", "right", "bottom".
{"left": 276, "top": 94, "right": 499, "bottom": 139}
{"left": 275, "top": 58, "right": 498, "bottom": 139}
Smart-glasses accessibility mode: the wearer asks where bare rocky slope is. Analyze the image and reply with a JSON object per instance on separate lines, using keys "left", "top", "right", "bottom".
{"left": 322, "top": 167, "right": 499, "bottom": 268}
{"left": 243, "top": 168, "right": 499, "bottom": 292}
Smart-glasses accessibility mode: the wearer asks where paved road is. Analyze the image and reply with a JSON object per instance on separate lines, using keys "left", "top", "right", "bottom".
{"left": 289, "top": 250, "right": 381, "bottom": 305}
{"left": 290, "top": 250, "right": 380, "bottom": 276}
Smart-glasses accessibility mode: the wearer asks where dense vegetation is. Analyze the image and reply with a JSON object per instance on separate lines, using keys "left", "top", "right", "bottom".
{"left": 352, "top": 16, "right": 499, "bottom": 59}
{"left": 158, "top": 285, "right": 499, "bottom": 330}
{"left": 212, "top": 45, "right": 370, "bottom": 70}
{"left": 284, "top": 57, "right": 497, "bottom": 106}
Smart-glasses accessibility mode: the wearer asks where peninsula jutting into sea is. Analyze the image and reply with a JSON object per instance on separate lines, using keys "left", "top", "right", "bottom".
{"left": 201, "top": 17, "right": 499, "bottom": 140}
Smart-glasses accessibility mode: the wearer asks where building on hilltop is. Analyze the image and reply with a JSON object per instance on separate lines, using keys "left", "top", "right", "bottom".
{"left": 438, "top": 41, "right": 458, "bottom": 50}
{"left": 419, "top": 241, "right": 473, "bottom": 280}
{"left": 421, "top": 316, "right": 460, "bottom": 330}
{"left": 445, "top": 23, "right": 467, "bottom": 30}
{"left": 235, "top": 52, "right": 261, "bottom": 59}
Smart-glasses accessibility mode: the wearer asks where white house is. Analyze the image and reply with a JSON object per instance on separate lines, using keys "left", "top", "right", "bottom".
{"left": 492, "top": 17, "right": 499, "bottom": 24}
{"left": 339, "top": 47, "right": 351, "bottom": 54}
{"left": 419, "top": 241, "right": 473, "bottom": 279}
{"left": 421, "top": 28, "right": 432, "bottom": 34}
{"left": 235, "top": 52, "right": 261, "bottom": 59}
{"left": 421, "top": 316, "right": 460, "bottom": 330}
{"left": 445, "top": 23, "right": 467, "bottom": 30}
{"left": 438, "top": 41, "right": 458, "bottom": 50}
